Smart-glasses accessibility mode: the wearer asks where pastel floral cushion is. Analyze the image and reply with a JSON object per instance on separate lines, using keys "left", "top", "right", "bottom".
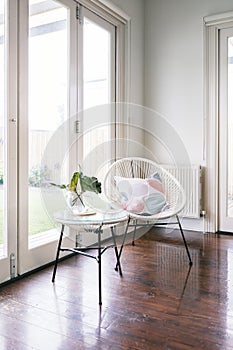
{"left": 115, "top": 173, "right": 168, "bottom": 215}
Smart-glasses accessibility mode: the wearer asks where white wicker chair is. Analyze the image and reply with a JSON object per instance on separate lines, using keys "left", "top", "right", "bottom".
{"left": 103, "top": 157, "right": 192, "bottom": 265}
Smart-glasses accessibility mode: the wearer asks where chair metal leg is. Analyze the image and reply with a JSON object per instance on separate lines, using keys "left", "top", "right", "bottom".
{"left": 176, "top": 215, "right": 193, "bottom": 265}
{"left": 52, "top": 224, "right": 64, "bottom": 282}
{"left": 115, "top": 217, "right": 130, "bottom": 271}
{"left": 132, "top": 219, "right": 138, "bottom": 246}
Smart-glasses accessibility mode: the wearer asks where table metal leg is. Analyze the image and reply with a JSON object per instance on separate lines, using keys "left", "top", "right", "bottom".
{"left": 52, "top": 219, "right": 128, "bottom": 306}
{"left": 97, "top": 226, "right": 102, "bottom": 305}
{"left": 52, "top": 224, "right": 64, "bottom": 283}
{"left": 111, "top": 226, "right": 122, "bottom": 276}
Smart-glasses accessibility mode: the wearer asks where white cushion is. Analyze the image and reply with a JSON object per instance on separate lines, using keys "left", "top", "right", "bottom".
{"left": 115, "top": 173, "right": 168, "bottom": 215}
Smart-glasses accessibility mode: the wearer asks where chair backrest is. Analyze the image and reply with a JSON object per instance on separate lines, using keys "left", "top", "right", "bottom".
{"left": 103, "top": 157, "right": 186, "bottom": 219}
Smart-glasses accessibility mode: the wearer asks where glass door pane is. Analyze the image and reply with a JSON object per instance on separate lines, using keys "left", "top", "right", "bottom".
{"left": 0, "top": 0, "right": 6, "bottom": 258}
{"left": 83, "top": 16, "right": 112, "bottom": 110}
{"left": 79, "top": 7, "right": 116, "bottom": 179}
{"left": 28, "top": 0, "right": 68, "bottom": 245}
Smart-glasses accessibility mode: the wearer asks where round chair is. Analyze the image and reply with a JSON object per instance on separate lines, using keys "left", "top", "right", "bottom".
{"left": 103, "top": 157, "right": 192, "bottom": 265}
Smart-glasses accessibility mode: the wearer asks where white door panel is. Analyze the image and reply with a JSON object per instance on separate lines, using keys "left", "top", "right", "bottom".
{"left": 18, "top": 0, "right": 77, "bottom": 274}
{"left": 219, "top": 27, "right": 233, "bottom": 232}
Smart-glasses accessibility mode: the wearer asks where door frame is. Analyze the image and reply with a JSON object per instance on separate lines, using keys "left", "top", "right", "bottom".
{"left": 218, "top": 26, "right": 233, "bottom": 232}
{"left": 204, "top": 11, "right": 233, "bottom": 233}
{"left": 0, "top": 0, "right": 18, "bottom": 283}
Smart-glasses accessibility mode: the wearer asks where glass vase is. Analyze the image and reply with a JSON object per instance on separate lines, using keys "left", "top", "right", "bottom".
{"left": 65, "top": 190, "right": 85, "bottom": 214}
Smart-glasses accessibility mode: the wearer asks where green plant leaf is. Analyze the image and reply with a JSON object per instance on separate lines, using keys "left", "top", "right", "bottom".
{"left": 50, "top": 166, "right": 101, "bottom": 195}
{"left": 79, "top": 174, "right": 101, "bottom": 194}
{"left": 50, "top": 183, "right": 67, "bottom": 189}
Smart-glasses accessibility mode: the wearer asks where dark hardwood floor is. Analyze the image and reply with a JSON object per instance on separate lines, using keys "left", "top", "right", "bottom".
{"left": 1, "top": 228, "right": 233, "bottom": 349}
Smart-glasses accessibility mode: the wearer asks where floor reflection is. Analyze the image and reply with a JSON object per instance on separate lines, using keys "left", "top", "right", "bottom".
{"left": 3, "top": 230, "right": 233, "bottom": 348}
{"left": 227, "top": 248, "right": 233, "bottom": 344}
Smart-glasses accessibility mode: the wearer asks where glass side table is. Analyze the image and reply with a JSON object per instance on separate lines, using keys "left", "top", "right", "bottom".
{"left": 52, "top": 209, "right": 129, "bottom": 305}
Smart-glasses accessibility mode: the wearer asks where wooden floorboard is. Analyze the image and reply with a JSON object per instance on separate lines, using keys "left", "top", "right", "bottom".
{"left": 1, "top": 228, "right": 233, "bottom": 349}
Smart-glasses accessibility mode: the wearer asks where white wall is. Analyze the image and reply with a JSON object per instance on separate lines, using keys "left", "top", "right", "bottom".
{"left": 107, "top": 0, "right": 233, "bottom": 231}
{"left": 108, "top": 0, "right": 233, "bottom": 164}
{"left": 144, "top": 0, "right": 233, "bottom": 165}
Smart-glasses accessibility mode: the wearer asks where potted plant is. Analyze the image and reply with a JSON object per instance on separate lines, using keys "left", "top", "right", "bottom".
{"left": 51, "top": 167, "right": 101, "bottom": 214}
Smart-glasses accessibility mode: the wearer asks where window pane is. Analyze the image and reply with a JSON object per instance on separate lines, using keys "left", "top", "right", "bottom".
{"left": 83, "top": 17, "right": 111, "bottom": 110}
{"left": 83, "top": 15, "right": 114, "bottom": 172}
{"left": 28, "top": 0, "right": 68, "bottom": 240}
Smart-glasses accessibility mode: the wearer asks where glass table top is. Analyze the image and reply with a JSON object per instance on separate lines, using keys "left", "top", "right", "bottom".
{"left": 54, "top": 209, "right": 128, "bottom": 226}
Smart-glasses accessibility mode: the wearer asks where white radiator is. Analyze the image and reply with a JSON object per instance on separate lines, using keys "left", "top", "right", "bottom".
{"left": 163, "top": 165, "right": 202, "bottom": 218}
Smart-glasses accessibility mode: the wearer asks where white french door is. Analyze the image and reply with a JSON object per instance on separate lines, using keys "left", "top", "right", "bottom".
{"left": 0, "top": 0, "right": 127, "bottom": 282}
{"left": 219, "top": 26, "right": 233, "bottom": 232}
{"left": 17, "top": 0, "right": 78, "bottom": 274}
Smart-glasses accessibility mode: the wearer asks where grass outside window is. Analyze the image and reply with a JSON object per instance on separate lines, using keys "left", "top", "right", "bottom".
{"left": 0, "top": 188, "right": 55, "bottom": 244}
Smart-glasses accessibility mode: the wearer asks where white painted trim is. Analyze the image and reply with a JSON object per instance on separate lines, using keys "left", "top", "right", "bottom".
{"left": 74, "top": 0, "right": 130, "bottom": 24}
{"left": 204, "top": 25, "right": 219, "bottom": 233}
{"left": 204, "top": 11, "right": 233, "bottom": 26}
{"left": 7, "top": 0, "right": 18, "bottom": 256}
